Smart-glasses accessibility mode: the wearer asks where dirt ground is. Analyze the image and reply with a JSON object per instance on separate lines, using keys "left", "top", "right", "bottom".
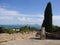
{"left": 0, "top": 32, "right": 60, "bottom": 45}
{"left": 0, "top": 38, "right": 60, "bottom": 45}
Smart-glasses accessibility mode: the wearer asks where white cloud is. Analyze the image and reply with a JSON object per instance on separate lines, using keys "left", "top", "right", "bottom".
{"left": 53, "top": 15, "right": 60, "bottom": 26}
{"left": 0, "top": 8, "right": 20, "bottom": 16}
{"left": 0, "top": 7, "right": 60, "bottom": 26}
{"left": 53, "top": 15, "right": 60, "bottom": 20}
{"left": 0, "top": 16, "right": 14, "bottom": 20}
{"left": 18, "top": 17, "right": 26, "bottom": 21}
{"left": 0, "top": 7, "right": 43, "bottom": 25}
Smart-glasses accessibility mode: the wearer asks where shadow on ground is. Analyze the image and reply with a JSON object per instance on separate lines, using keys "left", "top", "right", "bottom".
{"left": 46, "top": 37, "right": 60, "bottom": 40}
{"left": 30, "top": 37, "right": 60, "bottom": 40}
{"left": 30, "top": 37, "right": 41, "bottom": 40}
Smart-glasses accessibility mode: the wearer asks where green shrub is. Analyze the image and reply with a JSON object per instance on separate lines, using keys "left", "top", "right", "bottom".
{"left": 52, "top": 26, "right": 60, "bottom": 32}
{"left": 6, "top": 29, "right": 15, "bottom": 34}
{"left": 0, "top": 27, "right": 7, "bottom": 33}
{"left": 0, "top": 27, "right": 15, "bottom": 34}
{"left": 20, "top": 26, "right": 38, "bottom": 33}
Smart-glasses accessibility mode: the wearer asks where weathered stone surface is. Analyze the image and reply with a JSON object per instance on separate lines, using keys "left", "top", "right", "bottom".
{"left": 40, "top": 27, "right": 46, "bottom": 40}
{"left": 46, "top": 32, "right": 60, "bottom": 39}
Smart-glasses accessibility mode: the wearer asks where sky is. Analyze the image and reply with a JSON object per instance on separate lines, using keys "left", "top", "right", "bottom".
{"left": 0, "top": 0, "right": 60, "bottom": 26}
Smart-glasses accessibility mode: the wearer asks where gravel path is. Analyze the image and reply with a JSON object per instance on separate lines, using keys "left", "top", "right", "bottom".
{"left": 0, "top": 38, "right": 60, "bottom": 45}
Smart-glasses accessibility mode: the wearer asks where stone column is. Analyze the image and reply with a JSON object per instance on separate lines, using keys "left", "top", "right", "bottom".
{"left": 40, "top": 27, "right": 46, "bottom": 40}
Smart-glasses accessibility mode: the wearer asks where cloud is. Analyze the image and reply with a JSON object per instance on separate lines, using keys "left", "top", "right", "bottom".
{"left": 53, "top": 15, "right": 60, "bottom": 26}
{"left": 18, "top": 17, "right": 26, "bottom": 21}
{"left": 0, "top": 7, "right": 43, "bottom": 25}
{"left": 53, "top": 15, "right": 60, "bottom": 20}
{"left": 0, "top": 16, "right": 13, "bottom": 19}
{"left": 17, "top": 16, "right": 43, "bottom": 25}
{"left": 0, "top": 7, "right": 60, "bottom": 26}
{"left": 0, "top": 8, "right": 20, "bottom": 16}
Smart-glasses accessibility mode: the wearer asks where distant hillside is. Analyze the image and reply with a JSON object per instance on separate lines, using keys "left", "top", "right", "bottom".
{"left": 0, "top": 24, "right": 41, "bottom": 29}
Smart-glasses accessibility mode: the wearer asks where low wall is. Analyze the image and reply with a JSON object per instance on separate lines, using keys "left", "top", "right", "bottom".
{"left": 46, "top": 32, "right": 60, "bottom": 39}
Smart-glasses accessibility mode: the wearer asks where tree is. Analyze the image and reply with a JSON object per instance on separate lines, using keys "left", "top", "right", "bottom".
{"left": 0, "top": 27, "right": 6, "bottom": 33}
{"left": 42, "top": 2, "right": 52, "bottom": 32}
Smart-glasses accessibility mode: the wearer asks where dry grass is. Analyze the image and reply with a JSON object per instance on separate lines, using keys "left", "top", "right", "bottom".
{"left": 0, "top": 31, "right": 37, "bottom": 43}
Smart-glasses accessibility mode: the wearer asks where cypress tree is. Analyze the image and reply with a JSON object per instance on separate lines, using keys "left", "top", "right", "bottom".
{"left": 42, "top": 2, "right": 52, "bottom": 32}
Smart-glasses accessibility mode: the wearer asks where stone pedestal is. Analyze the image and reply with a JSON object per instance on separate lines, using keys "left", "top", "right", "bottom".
{"left": 40, "top": 27, "right": 46, "bottom": 40}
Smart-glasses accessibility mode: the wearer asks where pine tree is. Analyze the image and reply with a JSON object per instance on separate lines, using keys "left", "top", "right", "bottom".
{"left": 42, "top": 2, "right": 52, "bottom": 32}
